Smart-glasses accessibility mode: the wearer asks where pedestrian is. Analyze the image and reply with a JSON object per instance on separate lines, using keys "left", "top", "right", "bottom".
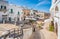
{"left": 33, "top": 25, "right": 35, "bottom": 32}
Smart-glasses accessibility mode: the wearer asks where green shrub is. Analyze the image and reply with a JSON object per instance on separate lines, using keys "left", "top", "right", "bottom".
{"left": 29, "top": 20, "right": 35, "bottom": 24}
{"left": 38, "top": 24, "right": 42, "bottom": 29}
{"left": 39, "top": 25, "right": 41, "bottom": 28}
{"left": 49, "top": 25, "right": 54, "bottom": 31}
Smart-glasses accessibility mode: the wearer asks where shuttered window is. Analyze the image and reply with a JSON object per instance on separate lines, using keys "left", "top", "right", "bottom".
{"left": 18, "top": 11, "right": 20, "bottom": 15}
{"left": 4, "top": 6, "right": 6, "bottom": 9}
{"left": 10, "top": 9, "right": 13, "bottom": 13}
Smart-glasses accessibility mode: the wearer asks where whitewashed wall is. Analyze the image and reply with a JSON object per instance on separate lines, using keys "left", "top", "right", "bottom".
{"left": 0, "top": 0, "right": 9, "bottom": 22}
{"left": 8, "top": 4, "right": 24, "bottom": 21}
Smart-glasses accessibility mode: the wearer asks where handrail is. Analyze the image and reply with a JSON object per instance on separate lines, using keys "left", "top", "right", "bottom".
{"left": 1, "top": 28, "right": 23, "bottom": 39}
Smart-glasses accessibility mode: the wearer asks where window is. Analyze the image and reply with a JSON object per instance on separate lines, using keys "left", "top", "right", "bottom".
{"left": 0, "top": 6, "right": 7, "bottom": 10}
{"left": 55, "top": 6, "right": 58, "bottom": 11}
{"left": 55, "top": 0, "right": 57, "bottom": 3}
{"left": 33, "top": 12, "right": 35, "bottom": 15}
{"left": 1, "top": 5, "right": 3, "bottom": 9}
{"left": 9, "top": 17, "right": 11, "bottom": 21}
{"left": 18, "top": 11, "right": 20, "bottom": 15}
{"left": 10, "top": 9, "right": 13, "bottom": 13}
{"left": 4, "top": 6, "right": 6, "bottom": 9}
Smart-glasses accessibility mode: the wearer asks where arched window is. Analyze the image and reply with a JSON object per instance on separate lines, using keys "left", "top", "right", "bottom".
{"left": 18, "top": 11, "right": 20, "bottom": 15}
{"left": 10, "top": 9, "right": 13, "bottom": 13}
{"left": 55, "top": 0, "right": 57, "bottom": 3}
{"left": 9, "top": 17, "right": 11, "bottom": 21}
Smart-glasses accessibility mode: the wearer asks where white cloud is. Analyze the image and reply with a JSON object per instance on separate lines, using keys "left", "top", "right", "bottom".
{"left": 36, "top": 0, "right": 50, "bottom": 6}
{"left": 36, "top": 1, "right": 45, "bottom": 6}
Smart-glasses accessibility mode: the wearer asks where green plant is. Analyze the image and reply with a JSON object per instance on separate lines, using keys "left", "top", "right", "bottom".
{"left": 49, "top": 25, "right": 54, "bottom": 32}
{"left": 39, "top": 25, "right": 41, "bottom": 28}
{"left": 38, "top": 23, "right": 42, "bottom": 29}
{"left": 29, "top": 20, "right": 35, "bottom": 24}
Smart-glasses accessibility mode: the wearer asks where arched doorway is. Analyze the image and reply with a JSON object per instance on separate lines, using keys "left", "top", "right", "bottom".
{"left": 55, "top": 22, "right": 58, "bottom": 35}
{"left": 54, "top": 6, "right": 58, "bottom": 35}
{"left": 2, "top": 15, "right": 7, "bottom": 23}
{"left": 55, "top": 6, "right": 59, "bottom": 13}
{"left": 9, "top": 17, "right": 11, "bottom": 21}
{"left": 55, "top": 0, "right": 57, "bottom": 3}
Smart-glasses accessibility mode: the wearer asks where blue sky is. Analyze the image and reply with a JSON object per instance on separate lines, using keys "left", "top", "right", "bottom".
{"left": 6, "top": 0, "right": 51, "bottom": 13}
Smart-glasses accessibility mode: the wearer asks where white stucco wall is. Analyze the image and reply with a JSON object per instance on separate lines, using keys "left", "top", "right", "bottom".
{"left": 0, "top": 4, "right": 24, "bottom": 22}
{"left": 50, "top": 0, "right": 60, "bottom": 38}
{"left": 57, "top": 2, "right": 60, "bottom": 12}
{"left": 0, "top": 0, "right": 9, "bottom": 22}
{"left": 7, "top": 4, "right": 24, "bottom": 21}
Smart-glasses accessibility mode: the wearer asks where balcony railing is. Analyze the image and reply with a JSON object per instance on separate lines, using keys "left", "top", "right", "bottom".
{"left": 0, "top": 9, "right": 7, "bottom": 13}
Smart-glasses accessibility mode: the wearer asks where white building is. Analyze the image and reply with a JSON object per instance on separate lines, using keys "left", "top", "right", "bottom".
{"left": 35, "top": 11, "right": 44, "bottom": 20}
{"left": 50, "top": 0, "right": 60, "bottom": 35}
{"left": 0, "top": 0, "right": 24, "bottom": 23}
{"left": 0, "top": 0, "right": 9, "bottom": 23}
{"left": 8, "top": 4, "right": 24, "bottom": 22}
{"left": 30, "top": 9, "right": 34, "bottom": 16}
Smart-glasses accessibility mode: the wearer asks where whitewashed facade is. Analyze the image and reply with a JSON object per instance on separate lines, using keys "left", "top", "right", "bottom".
{"left": 50, "top": 0, "right": 60, "bottom": 35}
{"left": 8, "top": 4, "right": 24, "bottom": 22}
{"left": 36, "top": 11, "right": 44, "bottom": 19}
{"left": 0, "top": 0, "right": 9, "bottom": 23}
{"left": 0, "top": 0, "right": 24, "bottom": 23}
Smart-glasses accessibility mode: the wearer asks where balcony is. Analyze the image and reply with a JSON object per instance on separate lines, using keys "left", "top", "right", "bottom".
{"left": 0, "top": 9, "right": 7, "bottom": 13}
